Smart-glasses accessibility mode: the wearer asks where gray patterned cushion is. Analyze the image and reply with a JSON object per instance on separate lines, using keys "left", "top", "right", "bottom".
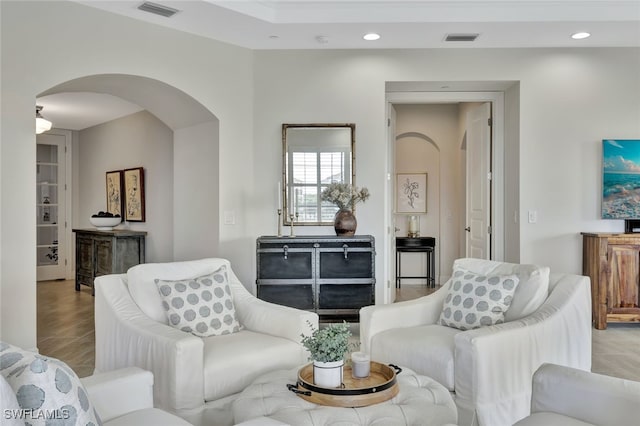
{"left": 0, "top": 341, "right": 102, "bottom": 426}
{"left": 155, "top": 265, "right": 242, "bottom": 337}
{"left": 439, "top": 268, "right": 520, "bottom": 330}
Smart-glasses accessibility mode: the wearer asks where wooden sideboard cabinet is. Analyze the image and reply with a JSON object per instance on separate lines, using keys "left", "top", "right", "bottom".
{"left": 582, "top": 232, "right": 640, "bottom": 329}
{"left": 256, "top": 235, "right": 375, "bottom": 317}
{"left": 73, "top": 228, "right": 146, "bottom": 295}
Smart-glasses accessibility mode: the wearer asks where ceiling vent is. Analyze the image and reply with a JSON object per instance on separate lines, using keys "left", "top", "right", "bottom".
{"left": 137, "top": 2, "right": 179, "bottom": 18}
{"left": 444, "top": 33, "right": 480, "bottom": 42}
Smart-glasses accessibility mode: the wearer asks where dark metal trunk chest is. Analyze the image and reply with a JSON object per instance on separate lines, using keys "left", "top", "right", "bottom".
{"left": 256, "top": 235, "right": 376, "bottom": 317}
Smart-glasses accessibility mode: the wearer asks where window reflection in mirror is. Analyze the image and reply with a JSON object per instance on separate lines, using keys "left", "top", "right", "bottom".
{"left": 282, "top": 124, "right": 355, "bottom": 225}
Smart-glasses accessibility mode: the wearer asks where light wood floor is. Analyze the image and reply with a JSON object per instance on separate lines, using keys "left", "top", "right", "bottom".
{"left": 37, "top": 280, "right": 640, "bottom": 382}
{"left": 37, "top": 280, "right": 95, "bottom": 377}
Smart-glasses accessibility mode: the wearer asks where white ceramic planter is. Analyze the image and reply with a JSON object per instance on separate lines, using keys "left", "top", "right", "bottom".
{"left": 313, "top": 360, "right": 344, "bottom": 388}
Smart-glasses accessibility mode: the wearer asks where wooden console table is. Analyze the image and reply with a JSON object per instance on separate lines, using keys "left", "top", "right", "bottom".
{"left": 73, "top": 228, "right": 146, "bottom": 295}
{"left": 396, "top": 237, "right": 436, "bottom": 288}
{"left": 582, "top": 232, "right": 640, "bottom": 329}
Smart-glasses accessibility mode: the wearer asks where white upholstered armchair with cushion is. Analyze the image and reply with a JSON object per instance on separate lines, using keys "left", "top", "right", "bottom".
{"left": 514, "top": 363, "right": 640, "bottom": 426}
{"left": 360, "top": 258, "right": 592, "bottom": 426}
{"left": 94, "top": 258, "right": 318, "bottom": 423}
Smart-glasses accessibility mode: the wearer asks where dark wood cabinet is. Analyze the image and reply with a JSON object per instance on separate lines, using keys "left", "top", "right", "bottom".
{"left": 256, "top": 235, "right": 375, "bottom": 317}
{"left": 73, "top": 229, "right": 146, "bottom": 295}
{"left": 582, "top": 232, "right": 640, "bottom": 329}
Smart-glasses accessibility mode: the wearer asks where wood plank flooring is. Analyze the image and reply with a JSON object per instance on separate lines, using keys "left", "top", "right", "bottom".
{"left": 37, "top": 280, "right": 640, "bottom": 382}
{"left": 37, "top": 279, "right": 95, "bottom": 377}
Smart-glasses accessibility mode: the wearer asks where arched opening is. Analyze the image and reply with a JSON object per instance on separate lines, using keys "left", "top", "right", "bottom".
{"left": 395, "top": 131, "right": 442, "bottom": 283}
{"left": 35, "top": 74, "right": 220, "bottom": 375}
{"left": 39, "top": 73, "right": 221, "bottom": 262}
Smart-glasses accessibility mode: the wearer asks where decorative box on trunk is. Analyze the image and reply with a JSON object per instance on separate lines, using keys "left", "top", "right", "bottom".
{"left": 256, "top": 235, "right": 375, "bottom": 317}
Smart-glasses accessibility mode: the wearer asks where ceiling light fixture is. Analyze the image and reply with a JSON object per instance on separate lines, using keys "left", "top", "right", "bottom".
{"left": 36, "top": 105, "right": 52, "bottom": 134}
{"left": 363, "top": 33, "right": 380, "bottom": 41}
{"left": 571, "top": 32, "right": 591, "bottom": 40}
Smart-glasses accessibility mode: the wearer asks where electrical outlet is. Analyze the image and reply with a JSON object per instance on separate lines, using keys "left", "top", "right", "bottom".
{"left": 528, "top": 210, "right": 537, "bottom": 224}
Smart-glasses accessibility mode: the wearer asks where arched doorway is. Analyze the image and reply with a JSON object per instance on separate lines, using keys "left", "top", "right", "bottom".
{"left": 36, "top": 74, "right": 220, "bottom": 375}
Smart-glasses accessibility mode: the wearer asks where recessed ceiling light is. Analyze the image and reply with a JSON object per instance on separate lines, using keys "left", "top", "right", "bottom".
{"left": 363, "top": 33, "right": 380, "bottom": 41}
{"left": 571, "top": 32, "right": 591, "bottom": 40}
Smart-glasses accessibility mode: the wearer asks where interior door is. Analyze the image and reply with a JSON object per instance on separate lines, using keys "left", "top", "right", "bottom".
{"left": 36, "top": 132, "right": 68, "bottom": 280}
{"left": 465, "top": 103, "right": 492, "bottom": 259}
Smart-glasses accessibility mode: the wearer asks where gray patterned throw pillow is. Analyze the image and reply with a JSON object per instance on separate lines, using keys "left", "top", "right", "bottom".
{"left": 439, "top": 268, "right": 520, "bottom": 330}
{"left": 0, "top": 341, "right": 102, "bottom": 426}
{"left": 154, "top": 265, "right": 242, "bottom": 337}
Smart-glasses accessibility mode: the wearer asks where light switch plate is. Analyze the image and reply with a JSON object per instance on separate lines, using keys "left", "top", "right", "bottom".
{"left": 224, "top": 210, "right": 235, "bottom": 225}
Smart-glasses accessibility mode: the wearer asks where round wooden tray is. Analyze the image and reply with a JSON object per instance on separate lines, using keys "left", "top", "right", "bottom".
{"left": 287, "top": 361, "right": 401, "bottom": 407}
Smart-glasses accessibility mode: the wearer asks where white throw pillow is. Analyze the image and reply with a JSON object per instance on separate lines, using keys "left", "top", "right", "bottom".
{"left": 0, "top": 341, "right": 102, "bottom": 426}
{"left": 127, "top": 258, "right": 234, "bottom": 324}
{"left": 453, "top": 258, "right": 550, "bottom": 322}
{"left": 155, "top": 265, "right": 242, "bottom": 337}
{"left": 439, "top": 268, "right": 520, "bottom": 330}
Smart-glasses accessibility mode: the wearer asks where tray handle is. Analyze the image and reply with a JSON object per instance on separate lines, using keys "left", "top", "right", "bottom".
{"left": 287, "top": 383, "right": 311, "bottom": 396}
{"left": 389, "top": 364, "right": 402, "bottom": 375}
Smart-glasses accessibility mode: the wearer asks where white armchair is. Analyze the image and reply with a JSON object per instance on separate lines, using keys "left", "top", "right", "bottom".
{"left": 360, "top": 258, "right": 592, "bottom": 426}
{"left": 94, "top": 258, "right": 318, "bottom": 423}
{"left": 514, "top": 363, "right": 640, "bottom": 426}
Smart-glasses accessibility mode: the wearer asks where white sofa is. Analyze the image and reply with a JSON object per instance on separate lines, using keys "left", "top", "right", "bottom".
{"left": 0, "top": 341, "right": 189, "bottom": 426}
{"left": 94, "top": 258, "right": 318, "bottom": 424}
{"left": 514, "top": 363, "right": 640, "bottom": 426}
{"left": 81, "top": 367, "right": 192, "bottom": 425}
{"left": 360, "top": 258, "right": 592, "bottom": 426}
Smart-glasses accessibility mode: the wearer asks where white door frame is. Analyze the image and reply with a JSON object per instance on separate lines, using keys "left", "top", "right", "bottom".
{"left": 385, "top": 91, "right": 505, "bottom": 303}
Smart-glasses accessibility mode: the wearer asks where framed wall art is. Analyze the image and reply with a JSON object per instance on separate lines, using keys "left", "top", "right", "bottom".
{"left": 396, "top": 173, "right": 427, "bottom": 213}
{"left": 105, "top": 170, "right": 123, "bottom": 218}
{"left": 124, "top": 167, "right": 145, "bottom": 222}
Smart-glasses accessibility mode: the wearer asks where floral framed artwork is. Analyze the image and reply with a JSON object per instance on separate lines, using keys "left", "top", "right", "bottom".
{"left": 105, "top": 170, "right": 123, "bottom": 219}
{"left": 124, "top": 167, "right": 145, "bottom": 222}
{"left": 396, "top": 173, "right": 427, "bottom": 213}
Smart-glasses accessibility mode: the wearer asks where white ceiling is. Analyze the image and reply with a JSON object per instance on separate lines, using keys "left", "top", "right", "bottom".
{"left": 78, "top": 0, "right": 640, "bottom": 49}
{"left": 41, "top": 0, "right": 640, "bottom": 131}
{"left": 37, "top": 93, "right": 143, "bottom": 131}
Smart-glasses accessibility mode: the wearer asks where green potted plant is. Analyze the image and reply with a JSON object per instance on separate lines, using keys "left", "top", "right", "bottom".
{"left": 301, "top": 322, "right": 352, "bottom": 388}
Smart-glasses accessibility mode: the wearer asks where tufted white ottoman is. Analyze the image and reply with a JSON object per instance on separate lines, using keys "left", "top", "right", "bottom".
{"left": 232, "top": 366, "right": 458, "bottom": 426}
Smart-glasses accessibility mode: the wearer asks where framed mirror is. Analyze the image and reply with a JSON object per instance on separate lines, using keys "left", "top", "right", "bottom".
{"left": 282, "top": 123, "right": 355, "bottom": 225}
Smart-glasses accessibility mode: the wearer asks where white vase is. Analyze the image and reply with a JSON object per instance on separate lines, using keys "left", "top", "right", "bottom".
{"left": 313, "top": 359, "right": 344, "bottom": 388}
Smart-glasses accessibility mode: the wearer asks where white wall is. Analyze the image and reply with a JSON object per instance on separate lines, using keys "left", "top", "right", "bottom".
{"left": 174, "top": 120, "right": 220, "bottom": 260}
{"left": 1, "top": 1, "right": 252, "bottom": 350}
{"left": 504, "top": 84, "right": 521, "bottom": 263}
{"left": 252, "top": 48, "right": 640, "bottom": 305}
{"left": 77, "top": 111, "right": 174, "bottom": 261}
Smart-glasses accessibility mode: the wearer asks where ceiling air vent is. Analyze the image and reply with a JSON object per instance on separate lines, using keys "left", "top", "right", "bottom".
{"left": 445, "top": 33, "right": 480, "bottom": 42}
{"left": 137, "top": 1, "right": 179, "bottom": 18}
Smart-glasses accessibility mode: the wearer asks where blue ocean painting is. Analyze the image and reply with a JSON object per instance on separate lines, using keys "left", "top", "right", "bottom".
{"left": 602, "top": 139, "right": 640, "bottom": 219}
